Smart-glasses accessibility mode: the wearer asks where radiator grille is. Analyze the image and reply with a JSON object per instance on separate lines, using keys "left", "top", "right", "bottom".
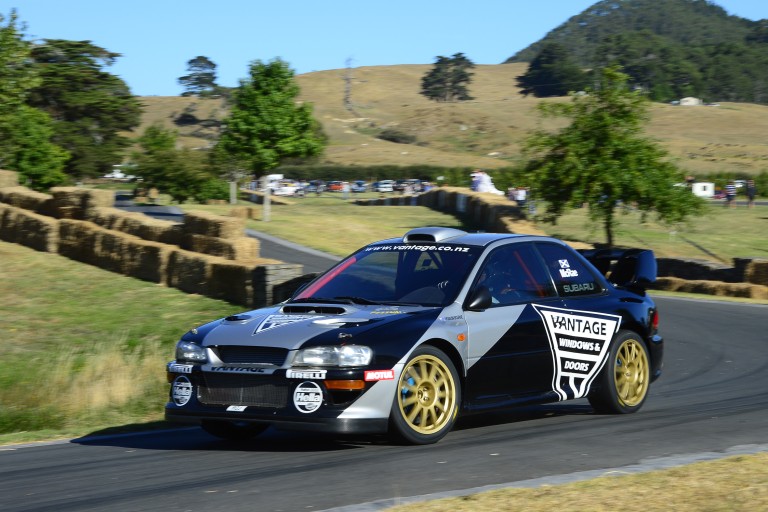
{"left": 212, "top": 346, "right": 288, "bottom": 366}
{"left": 198, "top": 373, "right": 290, "bottom": 408}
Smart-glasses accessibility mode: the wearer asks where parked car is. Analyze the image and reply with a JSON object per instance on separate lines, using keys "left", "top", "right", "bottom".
{"left": 351, "top": 180, "right": 368, "bottom": 193}
{"left": 305, "top": 180, "right": 325, "bottom": 194}
{"left": 327, "top": 181, "right": 343, "bottom": 192}
{"left": 372, "top": 180, "right": 395, "bottom": 192}
{"left": 165, "top": 227, "right": 663, "bottom": 445}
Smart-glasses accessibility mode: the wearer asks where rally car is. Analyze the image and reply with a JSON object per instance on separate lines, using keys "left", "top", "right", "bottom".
{"left": 165, "top": 227, "right": 663, "bottom": 445}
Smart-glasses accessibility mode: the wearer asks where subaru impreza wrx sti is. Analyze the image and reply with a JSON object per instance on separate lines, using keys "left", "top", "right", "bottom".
{"left": 165, "top": 227, "right": 663, "bottom": 445}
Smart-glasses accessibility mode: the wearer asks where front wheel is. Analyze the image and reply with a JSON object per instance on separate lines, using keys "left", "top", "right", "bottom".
{"left": 200, "top": 420, "right": 268, "bottom": 441}
{"left": 389, "top": 346, "right": 460, "bottom": 445}
{"left": 589, "top": 330, "right": 650, "bottom": 414}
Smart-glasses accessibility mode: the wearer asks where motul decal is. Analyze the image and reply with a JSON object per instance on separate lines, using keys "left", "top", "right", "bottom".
{"left": 254, "top": 314, "right": 321, "bottom": 333}
{"left": 533, "top": 304, "right": 620, "bottom": 400}
{"left": 364, "top": 369, "right": 394, "bottom": 381}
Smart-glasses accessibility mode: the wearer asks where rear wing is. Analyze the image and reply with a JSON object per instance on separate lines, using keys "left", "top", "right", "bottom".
{"left": 578, "top": 248, "right": 657, "bottom": 290}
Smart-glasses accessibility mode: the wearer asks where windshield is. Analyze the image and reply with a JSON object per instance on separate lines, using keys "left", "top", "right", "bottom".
{"left": 294, "top": 243, "right": 482, "bottom": 307}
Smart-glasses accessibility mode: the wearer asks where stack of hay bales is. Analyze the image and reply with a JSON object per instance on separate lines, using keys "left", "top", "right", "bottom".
{"left": 87, "top": 207, "right": 183, "bottom": 245}
{"left": 181, "top": 210, "right": 260, "bottom": 261}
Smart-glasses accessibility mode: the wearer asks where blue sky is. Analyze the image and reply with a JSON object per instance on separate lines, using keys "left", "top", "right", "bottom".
{"left": 2, "top": 0, "right": 764, "bottom": 96}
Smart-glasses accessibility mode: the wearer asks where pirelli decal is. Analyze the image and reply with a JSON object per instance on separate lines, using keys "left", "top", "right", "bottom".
{"left": 533, "top": 304, "right": 620, "bottom": 400}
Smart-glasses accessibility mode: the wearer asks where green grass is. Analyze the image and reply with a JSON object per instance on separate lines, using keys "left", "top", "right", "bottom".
{"left": 537, "top": 201, "right": 768, "bottom": 262}
{"left": 0, "top": 241, "right": 242, "bottom": 444}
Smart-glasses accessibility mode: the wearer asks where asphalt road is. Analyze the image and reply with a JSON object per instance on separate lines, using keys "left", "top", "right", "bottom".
{"left": 2, "top": 294, "right": 766, "bottom": 511}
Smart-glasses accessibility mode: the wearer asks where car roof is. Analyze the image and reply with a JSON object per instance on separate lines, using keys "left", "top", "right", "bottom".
{"left": 369, "top": 226, "right": 563, "bottom": 249}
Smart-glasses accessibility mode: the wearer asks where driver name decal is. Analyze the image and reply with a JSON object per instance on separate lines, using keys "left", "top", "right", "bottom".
{"left": 533, "top": 305, "right": 620, "bottom": 400}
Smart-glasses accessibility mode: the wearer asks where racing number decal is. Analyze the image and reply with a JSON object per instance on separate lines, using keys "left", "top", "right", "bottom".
{"left": 533, "top": 305, "right": 620, "bottom": 400}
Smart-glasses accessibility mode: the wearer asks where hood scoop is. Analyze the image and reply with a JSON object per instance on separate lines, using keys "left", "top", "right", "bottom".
{"left": 281, "top": 305, "right": 348, "bottom": 315}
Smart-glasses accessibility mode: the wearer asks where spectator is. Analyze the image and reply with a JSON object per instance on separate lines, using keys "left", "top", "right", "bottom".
{"left": 725, "top": 181, "right": 736, "bottom": 208}
{"left": 746, "top": 179, "right": 757, "bottom": 208}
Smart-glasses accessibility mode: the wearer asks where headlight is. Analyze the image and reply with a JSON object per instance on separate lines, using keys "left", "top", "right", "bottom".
{"left": 175, "top": 340, "right": 207, "bottom": 363}
{"left": 292, "top": 345, "right": 372, "bottom": 367}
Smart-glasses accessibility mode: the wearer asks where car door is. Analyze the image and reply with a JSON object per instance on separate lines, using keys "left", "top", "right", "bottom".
{"left": 532, "top": 242, "right": 620, "bottom": 401}
{"left": 463, "top": 242, "right": 564, "bottom": 410}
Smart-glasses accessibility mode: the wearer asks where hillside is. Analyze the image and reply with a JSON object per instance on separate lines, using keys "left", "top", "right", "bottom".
{"left": 132, "top": 62, "right": 768, "bottom": 177}
{"left": 506, "top": 0, "right": 753, "bottom": 65}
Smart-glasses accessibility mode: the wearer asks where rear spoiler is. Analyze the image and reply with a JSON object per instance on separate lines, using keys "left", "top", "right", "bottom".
{"left": 578, "top": 248, "right": 657, "bottom": 290}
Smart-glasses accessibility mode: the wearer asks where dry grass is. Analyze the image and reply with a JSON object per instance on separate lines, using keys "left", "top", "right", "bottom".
{"left": 133, "top": 63, "right": 768, "bottom": 176}
{"left": 385, "top": 453, "right": 768, "bottom": 511}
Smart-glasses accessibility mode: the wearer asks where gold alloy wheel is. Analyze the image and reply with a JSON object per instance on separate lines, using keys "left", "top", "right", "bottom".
{"left": 397, "top": 354, "right": 457, "bottom": 435}
{"left": 614, "top": 338, "right": 649, "bottom": 407}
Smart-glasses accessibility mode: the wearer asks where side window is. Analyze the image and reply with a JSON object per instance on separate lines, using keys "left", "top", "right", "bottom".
{"left": 536, "top": 243, "right": 603, "bottom": 297}
{"left": 474, "top": 243, "right": 556, "bottom": 305}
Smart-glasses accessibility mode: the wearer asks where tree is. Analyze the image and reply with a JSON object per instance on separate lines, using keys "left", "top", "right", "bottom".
{"left": 0, "top": 10, "right": 69, "bottom": 189}
{"left": 420, "top": 53, "right": 475, "bottom": 102}
{"left": 214, "top": 58, "right": 325, "bottom": 179}
{"left": 178, "top": 56, "right": 219, "bottom": 97}
{"left": 521, "top": 66, "right": 704, "bottom": 246}
{"left": 27, "top": 39, "right": 142, "bottom": 179}
{"left": 516, "top": 42, "right": 588, "bottom": 98}
{"left": 131, "top": 124, "right": 210, "bottom": 203}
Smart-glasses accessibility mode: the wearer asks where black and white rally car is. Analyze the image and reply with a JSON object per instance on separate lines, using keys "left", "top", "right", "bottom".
{"left": 165, "top": 227, "right": 663, "bottom": 445}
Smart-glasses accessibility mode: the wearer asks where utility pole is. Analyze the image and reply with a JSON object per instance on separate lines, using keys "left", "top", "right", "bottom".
{"left": 261, "top": 175, "right": 271, "bottom": 222}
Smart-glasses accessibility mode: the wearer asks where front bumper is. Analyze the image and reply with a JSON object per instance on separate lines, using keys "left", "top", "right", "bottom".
{"left": 165, "top": 362, "right": 391, "bottom": 434}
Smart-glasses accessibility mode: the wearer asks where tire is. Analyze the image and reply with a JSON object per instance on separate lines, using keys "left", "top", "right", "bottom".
{"left": 200, "top": 420, "right": 268, "bottom": 441}
{"left": 588, "top": 330, "right": 650, "bottom": 414}
{"left": 389, "top": 346, "right": 461, "bottom": 445}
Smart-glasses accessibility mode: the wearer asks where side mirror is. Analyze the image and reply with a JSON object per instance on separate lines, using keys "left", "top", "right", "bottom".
{"left": 466, "top": 286, "right": 492, "bottom": 311}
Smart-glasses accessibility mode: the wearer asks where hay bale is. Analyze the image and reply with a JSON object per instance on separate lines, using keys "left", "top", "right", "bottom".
{"left": 651, "top": 277, "right": 768, "bottom": 300}
{"left": 50, "top": 187, "right": 114, "bottom": 219}
{"left": 0, "top": 186, "right": 54, "bottom": 215}
{"left": 87, "top": 206, "right": 183, "bottom": 245}
{"left": 181, "top": 233, "right": 260, "bottom": 261}
{"left": 0, "top": 204, "right": 59, "bottom": 252}
{"left": 183, "top": 210, "right": 245, "bottom": 240}
{"left": 58, "top": 219, "right": 97, "bottom": 263}
{"left": 0, "top": 170, "right": 19, "bottom": 187}
{"left": 745, "top": 259, "right": 768, "bottom": 286}
{"left": 209, "top": 261, "right": 257, "bottom": 306}
{"left": 166, "top": 249, "right": 215, "bottom": 295}
{"left": 92, "top": 229, "right": 133, "bottom": 274}
{"left": 123, "top": 238, "right": 171, "bottom": 283}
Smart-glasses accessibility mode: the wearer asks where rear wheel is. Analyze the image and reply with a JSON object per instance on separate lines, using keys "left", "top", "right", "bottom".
{"left": 389, "top": 346, "right": 460, "bottom": 445}
{"left": 589, "top": 330, "right": 650, "bottom": 414}
{"left": 200, "top": 420, "right": 268, "bottom": 441}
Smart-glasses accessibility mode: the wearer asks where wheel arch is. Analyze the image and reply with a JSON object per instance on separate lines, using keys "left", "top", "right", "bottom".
{"left": 416, "top": 338, "right": 466, "bottom": 397}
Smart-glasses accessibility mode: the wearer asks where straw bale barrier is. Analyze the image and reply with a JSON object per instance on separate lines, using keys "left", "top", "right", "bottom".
{"left": 652, "top": 277, "right": 768, "bottom": 300}
{"left": 181, "top": 233, "right": 260, "bottom": 261}
{"left": 183, "top": 209, "right": 245, "bottom": 239}
{"left": 0, "top": 186, "right": 54, "bottom": 216}
{"left": 87, "top": 206, "right": 183, "bottom": 245}
{"left": 166, "top": 250, "right": 214, "bottom": 296}
{"left": 50, "top": 187, "right": 114, "bottom": 219}
{"left": 58, "top": 219, "right": 170, "bottom": 282}
{"left": 0, "top": 169, "right": 19, "bottom": 187}
{"left": 0, "top": 204, "right": 59, "bottom": 252}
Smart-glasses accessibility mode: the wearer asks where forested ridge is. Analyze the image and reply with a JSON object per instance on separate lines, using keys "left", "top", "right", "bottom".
{"left": 506, "top": 0, "right": 768, "bottom": 104}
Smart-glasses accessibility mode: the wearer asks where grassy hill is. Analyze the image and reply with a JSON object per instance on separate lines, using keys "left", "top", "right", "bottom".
{"left": 132, "top": 63, "right": 768, "bottom": 177}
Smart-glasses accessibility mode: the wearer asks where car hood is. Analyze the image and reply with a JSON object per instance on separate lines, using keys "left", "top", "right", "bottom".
{"left": 198, "top": 302, "right": 440, "bottom": 350}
